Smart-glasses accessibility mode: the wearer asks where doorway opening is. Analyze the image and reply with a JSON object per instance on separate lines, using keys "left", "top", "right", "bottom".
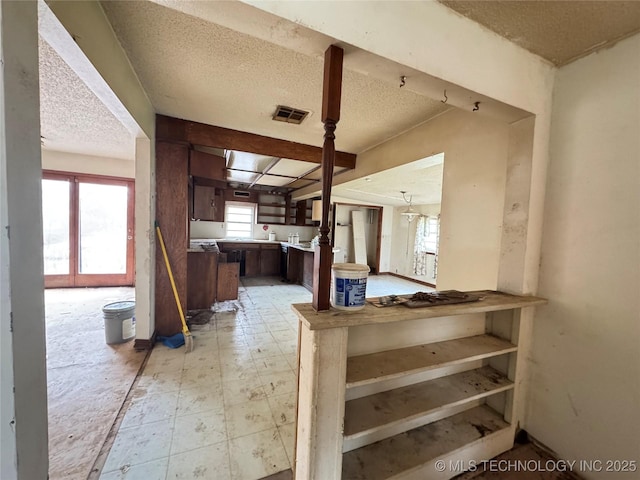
{"left": 42, "top": 171, "right": 135, "bottom": 288}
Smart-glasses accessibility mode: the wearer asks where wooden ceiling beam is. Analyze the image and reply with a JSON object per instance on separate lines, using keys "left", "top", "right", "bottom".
{"left": 156, "top": 114, "right": 356, "bottom": 169}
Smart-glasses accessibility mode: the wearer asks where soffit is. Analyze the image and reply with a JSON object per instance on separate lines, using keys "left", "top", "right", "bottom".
{"left": 38, "top": 38, "right": 134, "bottom": 160}
{"left": 439, "top": 1, "right": 640, "bottom": 66}
{"left": 332, "top": 154, "right": 445, "bottom": 207}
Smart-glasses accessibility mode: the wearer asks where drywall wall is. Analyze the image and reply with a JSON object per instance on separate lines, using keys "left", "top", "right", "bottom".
{"left": 41, "top": 149, "right": 135, "bottom": 178}
{"left": 527, "top": 34, "right": 640, "bottom": 478}
{"left": 389, "top": 204, "right": 440, "bottom": 280}
{"left": 345, "top": 109, "right": 509, "bottom": 290}
{"left": 0, "top": 3, "right": 48, "bottom": 478}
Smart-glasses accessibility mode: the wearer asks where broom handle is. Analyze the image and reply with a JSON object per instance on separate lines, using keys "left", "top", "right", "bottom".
{"left": 155, "top": 223, "right": 188, "bottom": 334}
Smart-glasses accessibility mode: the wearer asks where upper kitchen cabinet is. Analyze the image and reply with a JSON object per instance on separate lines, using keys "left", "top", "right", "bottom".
{"left": 193, "top": 184, "right": 224, "bottom": 222}
{"left": 190, "top": 150, "right": 226, "bottom": 182}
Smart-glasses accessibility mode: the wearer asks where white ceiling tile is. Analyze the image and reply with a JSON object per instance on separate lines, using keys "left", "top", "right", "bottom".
{"left": 268, "top": 159, "right": 317, "bottom": 177}
{"left": 255, "top": 175, "right": 294, "bottom": 187}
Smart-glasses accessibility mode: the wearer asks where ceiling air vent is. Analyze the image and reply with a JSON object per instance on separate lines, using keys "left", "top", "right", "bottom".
{"left": 273, "top": 105, "right": 309, "bottom": 125}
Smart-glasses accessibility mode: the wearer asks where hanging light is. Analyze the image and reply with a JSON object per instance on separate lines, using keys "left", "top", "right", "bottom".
{"left": 400, "top": 191, "right": 418, "bottom": 222}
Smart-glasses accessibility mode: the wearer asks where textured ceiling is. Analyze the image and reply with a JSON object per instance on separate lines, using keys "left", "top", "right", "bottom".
{"left": 332, "top": 154, "right": 444, "bottom": 207}
{"left": 100, "top": 1, "right": 449, "bottom": 154}
{"left": 439, "top": 1, "right": 640, "bottom": 65}
{"left": 38, "top": 38, "right": 135, "bottom": 160}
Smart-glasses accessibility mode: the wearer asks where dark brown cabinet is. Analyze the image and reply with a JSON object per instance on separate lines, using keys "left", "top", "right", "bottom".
{"left": 218, "top": 242, "right": 281, "bottom": 277}
{"left": 260, "top": 246, "right": 280, "bottom": 276}
{"left": 216, "top": 261, "right": 239, "bottom": 301}
{"left": 193, "top": 185, "right": 224, "bottom": 222}
{"left": 190, "top": 150, "right": 226, "bottom": 181}
{"left": 187, "top": 251, "right": 218, "bottom": 309}
{"left": 245, "top": 249, "right": 261, "bottom": 277}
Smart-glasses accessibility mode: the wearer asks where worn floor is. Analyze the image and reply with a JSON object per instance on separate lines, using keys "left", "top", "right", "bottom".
{"left": 46, "top": 287, "right": 146, "bottom": 480}
{"left": 99, "top": 274, "right": 428, "bottom": 480}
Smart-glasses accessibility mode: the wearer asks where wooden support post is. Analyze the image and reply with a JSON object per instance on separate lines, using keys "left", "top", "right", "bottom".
{"left": 313, "top": 45, "right": 344, "bottom": 311}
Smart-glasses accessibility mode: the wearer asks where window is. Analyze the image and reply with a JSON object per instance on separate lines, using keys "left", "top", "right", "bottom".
{"left": 225, "top": 203, "right": 255, "bottom": 238}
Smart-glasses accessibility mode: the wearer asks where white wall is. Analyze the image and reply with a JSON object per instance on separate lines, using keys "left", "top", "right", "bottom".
{"left": 190, "top": 220, "right": 317, "bottom": 243}
{"left": 41, "top": 149, "right": 135, "bottom": 178}
{"left": 346, "top": 109, "right": 509, "bottom": 290}
{"left": 527, "top": 34, "right": 640, "bottom": 477}
{"left": 0, "top": 3, "right": 48, "bottom": 478}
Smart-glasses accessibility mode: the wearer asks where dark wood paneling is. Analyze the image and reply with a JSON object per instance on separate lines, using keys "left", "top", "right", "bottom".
{"left": 155, "top": 141, "right": 189, "bottom": 336}
{"left": 187, "top": 252, "right": 218, "bottom": 309}
{"left": 156, "top": 114, "right": 356, "bottom": 169}
{"left": 190, "top": 150, "right": 226, "bottom": 181}
{"left": 193, "top": 185, "right": 224, "bottom": 222}
{"left": 245, "top": 249, "right": 260, "bottom": 277}
{"left": 260, "top": 248, "right": 280, "bottom": 276}
{"left": 217, "top": 262, "right": 239, "bottom": 301}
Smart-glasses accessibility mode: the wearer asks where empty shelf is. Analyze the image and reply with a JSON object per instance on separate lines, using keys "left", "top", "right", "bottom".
{"left": 342, "top": 405, "right": 510, "bottom": 480}
{"left": 346, "top": 335, "right": 517, "bottom": 389}
{"left": 343, "top": 366, "right": 513, "bottom": 452}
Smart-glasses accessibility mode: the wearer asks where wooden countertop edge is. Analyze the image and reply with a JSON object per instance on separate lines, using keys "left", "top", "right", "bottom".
{"left": 292, "top": 290, "right": 548, "bottom": 331}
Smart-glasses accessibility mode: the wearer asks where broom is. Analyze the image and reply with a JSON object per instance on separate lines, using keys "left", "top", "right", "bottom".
{"left": 155, "top": 221, "right": 194, "bottom": 352}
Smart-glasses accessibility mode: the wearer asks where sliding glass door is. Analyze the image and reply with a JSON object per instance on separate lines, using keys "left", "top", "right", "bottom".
{"left": 42, "top": 172, "right": 134, "bottom": 288}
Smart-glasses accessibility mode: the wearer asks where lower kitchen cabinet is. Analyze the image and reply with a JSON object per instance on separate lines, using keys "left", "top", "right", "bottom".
{"left": 260, "top": 245, "right": 280, "bottom": 276}
{"left": 218, "top": 242, "right": 281, "bottom": 277}
{"left": 217, "top": 262, "right": 239, "bottom": 301}
{"left": 186, "top": 251, "right": 218, "bottom": 309}
{"left": 245, "top": 249, "right": 261, "bottom": 277}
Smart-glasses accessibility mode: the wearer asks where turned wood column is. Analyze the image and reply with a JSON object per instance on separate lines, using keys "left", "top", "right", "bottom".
{"left": 313, "top": 45, "right": 344, "bottom": 311}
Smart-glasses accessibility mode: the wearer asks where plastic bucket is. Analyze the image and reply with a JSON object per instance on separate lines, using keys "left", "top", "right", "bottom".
{"left": 330, "top": 263, "right": 370, "bottom": 311}
{"left": 102, "top": 301, "right": 136, "bottom": 345}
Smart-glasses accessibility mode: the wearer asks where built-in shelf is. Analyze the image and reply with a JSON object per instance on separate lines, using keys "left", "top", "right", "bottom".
{"left": 346, "top": 335, "right": 517, "bottom": 389}
{"left": 343, "top": 365, "right": 513, "bottom": 452}
{"left": 341, "top": 405, "right": 510, "bottom": 480}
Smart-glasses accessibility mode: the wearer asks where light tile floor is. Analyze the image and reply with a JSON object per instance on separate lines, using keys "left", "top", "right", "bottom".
{"left": 100, "top": 275, "right": 430, "bottom": 480}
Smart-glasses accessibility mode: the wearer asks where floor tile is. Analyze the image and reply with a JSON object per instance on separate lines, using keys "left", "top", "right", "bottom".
{"left": 133, "top": 369, "right": 182, "bottom": 396}
{"left": 249, "top": 343, "right": 283, "bottom": 361}
{"left": 171, "top": 409, "right": 227, "bottom": 456}
{"left": 253, "top": 355, "right": 292, "bottom": 375}
{"left": 222, "top": 377, "right": 266, "bottom": 406}
{"left": 270, "top": 329, "right": 296, "bottom": 343}
{"left": 266, "top": 392, "right": 297, "bottom": 426}
{"left": 144, "top": 350, "right": 186, "bottom": 374}
{"left": 102, "top": 419, "right": 173, "bottom": 474}
{"left": 183, "top": 349, "right": 219, "bottom": 371}
{"left": 180, "top": 366, "right": 221, "bottom": 391}
{"left": 224, "top": 398, "right": 276, "bottom": 439}
{"left": 176, "top": 386, "right": 224, "bottom": 416}
{"left": 228, "top": 428, "right": 290, "bottom": 480}
{"left": 244, "top": 332, "right": 275, "bottom": 345}
{"left": 260, "top": 371, "right": 297, "bottom": 397}
{"left": 166, "top": 442, "right": 231, "bottom": 480}
{"left": 267, "top": 322, "right": 291, "bottom": 332}
{"left": 120, "top": 391, "right": 179, "bottom": 429}
{"left": 277, "top": 424, "right": 296, "bottom": 466}
{"left": 99, "top": 457, "right": 168, "bottom": 480}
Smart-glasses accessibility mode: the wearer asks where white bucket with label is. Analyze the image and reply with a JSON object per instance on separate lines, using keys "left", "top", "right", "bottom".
{"left": 102, "top": 301, "right": 136, "bottom": 345}
{"left": 330, "top": 263, "right": 370, "bottom": 311}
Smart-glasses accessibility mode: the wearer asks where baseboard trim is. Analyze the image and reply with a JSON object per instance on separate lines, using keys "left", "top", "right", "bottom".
{"left": 385, "top": 272, "right": 436, "bottom": 288}
{"left": 133, "top": 330, "right": 157, "bottom": 351}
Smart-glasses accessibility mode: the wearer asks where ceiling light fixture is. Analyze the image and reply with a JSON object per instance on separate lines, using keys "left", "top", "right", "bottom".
{"left": 400, "top": 191, "right": 418, "bottom": 222}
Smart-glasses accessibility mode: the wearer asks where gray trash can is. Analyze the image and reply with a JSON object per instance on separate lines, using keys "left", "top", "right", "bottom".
{"left": 102, "top": 301, "right": 136, "bottom": 345}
